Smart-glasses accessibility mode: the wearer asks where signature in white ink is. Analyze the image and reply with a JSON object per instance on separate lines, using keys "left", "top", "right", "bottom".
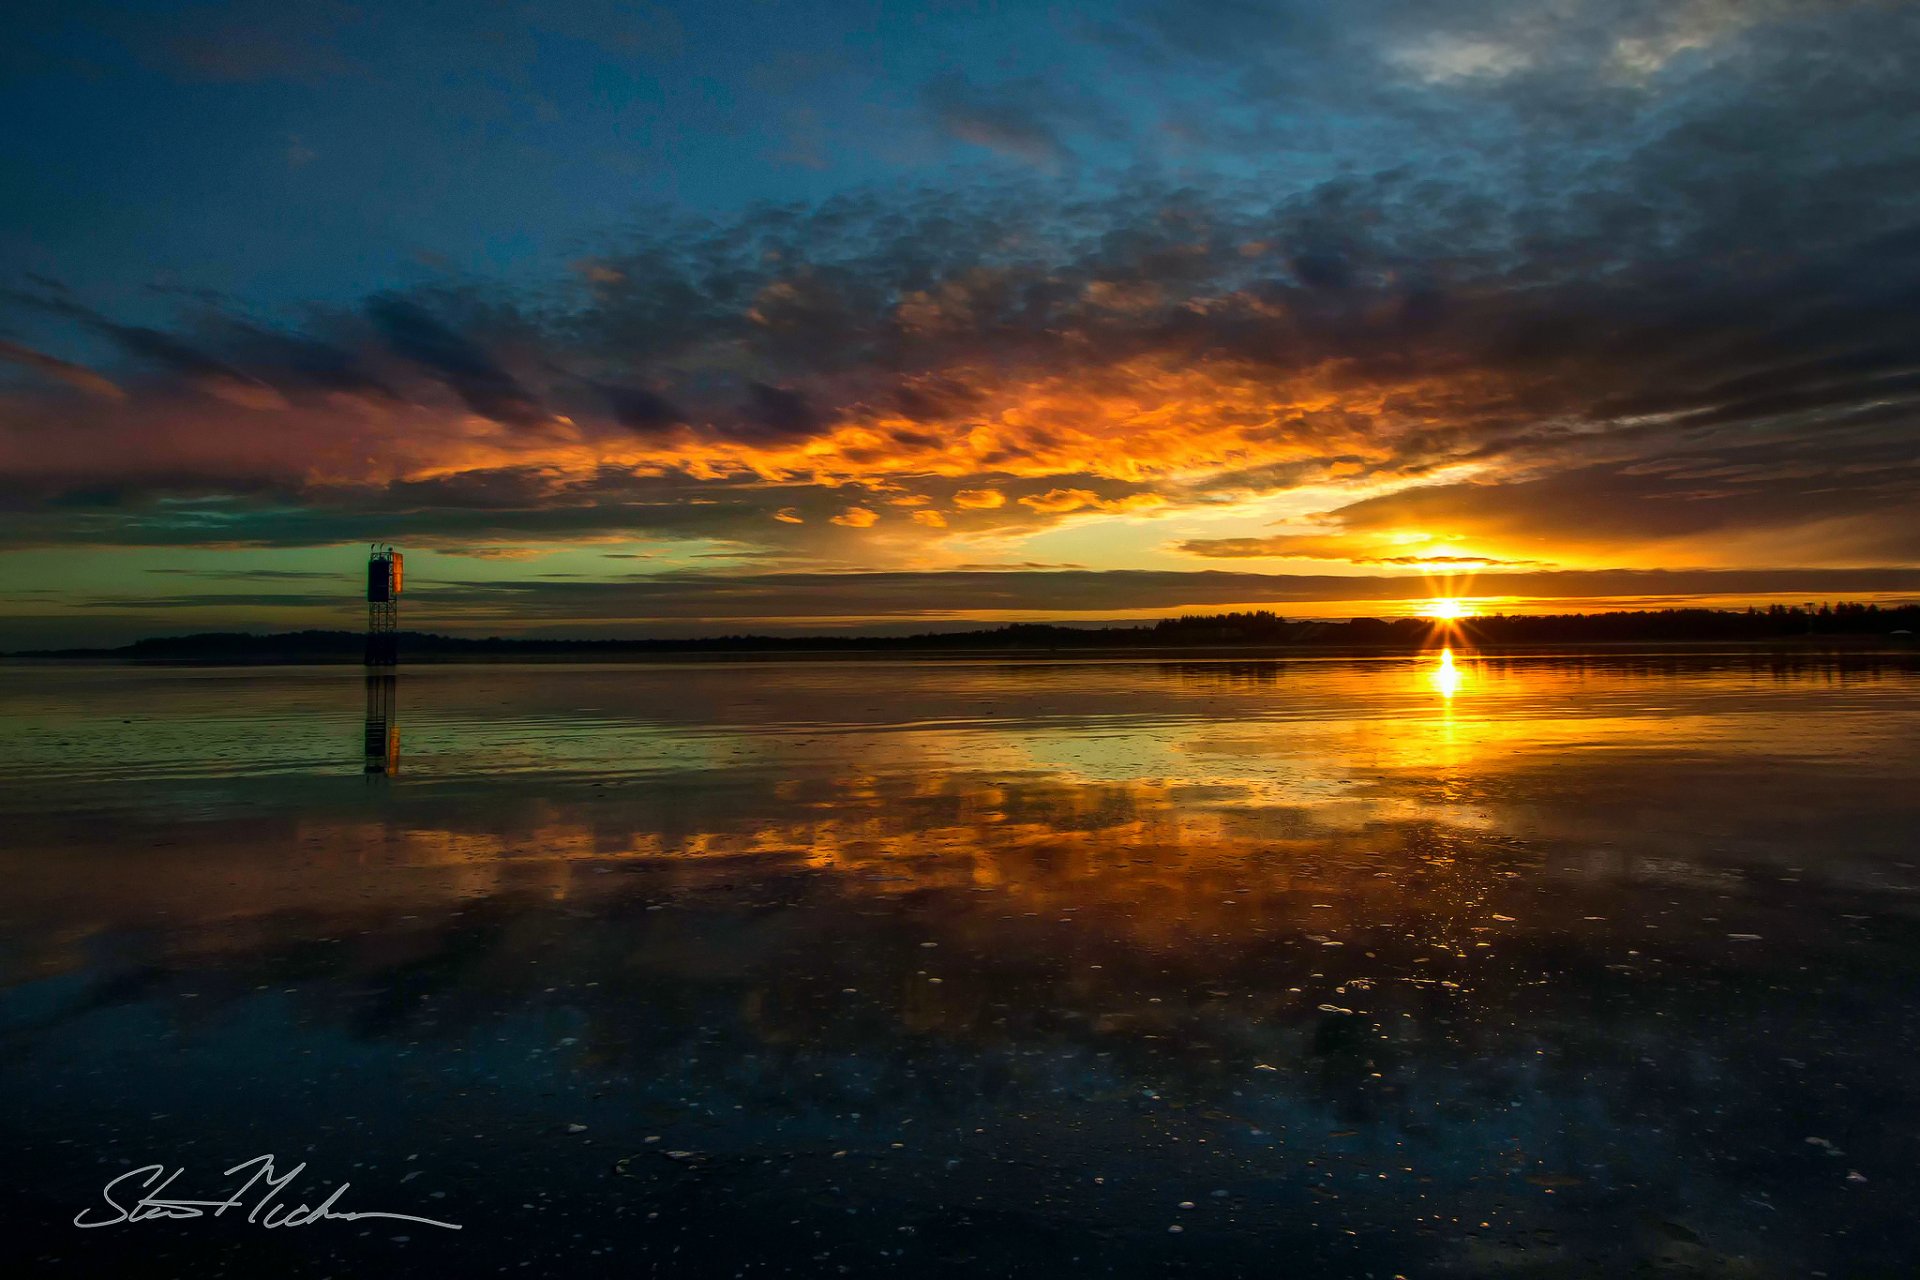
{"left": 75, "top": 1155, "right": 463, "bottom": 1232}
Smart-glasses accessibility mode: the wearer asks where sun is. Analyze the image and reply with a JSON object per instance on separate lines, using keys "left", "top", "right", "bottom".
{"left": 1419, "top": 598, "right": 1476, "bottom": 621}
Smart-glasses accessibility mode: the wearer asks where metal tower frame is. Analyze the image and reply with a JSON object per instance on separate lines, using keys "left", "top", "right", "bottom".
{"left": 365, "top": 544, "right": 402, "bottom": 666}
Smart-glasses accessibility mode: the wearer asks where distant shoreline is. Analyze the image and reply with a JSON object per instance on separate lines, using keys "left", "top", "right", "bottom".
{"left": 7, "top": 620, "right": 1915, "bottom": 667}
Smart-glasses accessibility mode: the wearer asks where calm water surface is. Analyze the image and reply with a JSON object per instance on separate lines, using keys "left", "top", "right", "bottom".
{"left": 3, "top": 654, "right": 1919, "bottom": 1277}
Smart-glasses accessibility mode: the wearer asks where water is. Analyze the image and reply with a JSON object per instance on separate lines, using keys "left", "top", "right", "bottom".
{"left": 3, "top": 653, "right": 1918, "bottom": 1276}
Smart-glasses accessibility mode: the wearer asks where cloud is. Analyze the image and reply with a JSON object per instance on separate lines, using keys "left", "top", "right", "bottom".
{"left": 0, "top": 291, "right": 300, "bottom": 410}
{"left": 4, "top": 0, "right": 1920, "bottom": 600}
{"left": 366, "top": 295, "right": 545, "bottom": 426}
{"left": 493, "top": 566, "right": 1920, "bottom": 623}
{"left": 1177, "top": 533, "right": 1548, "bottom": 567}
{"left": 739, "top": 381, "right": 819, "bottom": 440}
{"left": 0, "top": 340, "right": 123, "bottom": 400}
{"left": 923, "top": 74, "right": 1070, "bottom": 167}
{"left": 595, "top": 382, "right": 685, "bottom": 432}
{"left": 28, "top": 566, "right": 1920, "bottom": 646}
{"left": 1316, "top": 436, "right": 1920, "bottom": 566}
{"left": 104, "top": 325, "right": 290, "bottom": 410}
{"left": 219, "top": 322, "right": 396, "bottom": 404}
{"left": 1020, "top": 488, "right": 1166, "bottom": 515}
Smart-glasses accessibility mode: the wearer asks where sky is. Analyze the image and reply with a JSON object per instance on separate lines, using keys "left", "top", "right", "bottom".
{"left": 3, "top": 0, "right": 1920, "bottom": 645}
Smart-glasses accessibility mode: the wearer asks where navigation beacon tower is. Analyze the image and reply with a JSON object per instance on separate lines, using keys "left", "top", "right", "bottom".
{"left": 365, "top": 544, "right": 404, "bottom": 667}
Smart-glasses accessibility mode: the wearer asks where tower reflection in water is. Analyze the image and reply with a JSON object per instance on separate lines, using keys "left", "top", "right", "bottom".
{"left": 363, "top": 673, "right": 399, "bottom": 776}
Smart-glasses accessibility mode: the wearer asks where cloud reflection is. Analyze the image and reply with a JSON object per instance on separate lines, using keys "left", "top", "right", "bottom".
{"left": 3, "top": 658, "right": 1919, "bottom": 1272}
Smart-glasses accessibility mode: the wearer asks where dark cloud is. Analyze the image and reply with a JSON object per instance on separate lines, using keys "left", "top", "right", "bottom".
{"left": 594, "top": 382, "right": 685, "bottom": 432}
{"left": 922, "top": 74, "right": 1073, "bottom": 168}
{"left": 1289, "top": 249, "right": 1356, "bottom": 291}
{"left": 94, "top": 323, "right": 288, "bottom": 409}
{"left": 222, "top": 323, "right": 397, "bottom": 403}
{"left": 739, "top": 381, "right": 819, "bottom": 440}
{"left": 366, "top": 296, "right": 545, "bottom": 426}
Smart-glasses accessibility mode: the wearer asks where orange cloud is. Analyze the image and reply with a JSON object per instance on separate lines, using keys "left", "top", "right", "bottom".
{"left": 830, "top": 506, "right": 879, "bottom": 527}
{"left": 1175, "top": 531, "right": 1552, "bottom": 569}
{"left": 0, "top": 340, "right": 125, "bottom": 401}
{"left": 1019, "top": 488, "right": 1168, "bottom": 515}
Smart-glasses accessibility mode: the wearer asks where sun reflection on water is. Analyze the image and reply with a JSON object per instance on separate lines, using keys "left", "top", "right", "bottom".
{"left": 1428, "top": 646, "right": 1466, "bottom": 699}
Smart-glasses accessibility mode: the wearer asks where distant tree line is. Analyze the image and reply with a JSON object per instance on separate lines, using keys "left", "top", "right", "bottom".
{"left": 11, "top": 602, "right": 1917, "bottom": 662}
